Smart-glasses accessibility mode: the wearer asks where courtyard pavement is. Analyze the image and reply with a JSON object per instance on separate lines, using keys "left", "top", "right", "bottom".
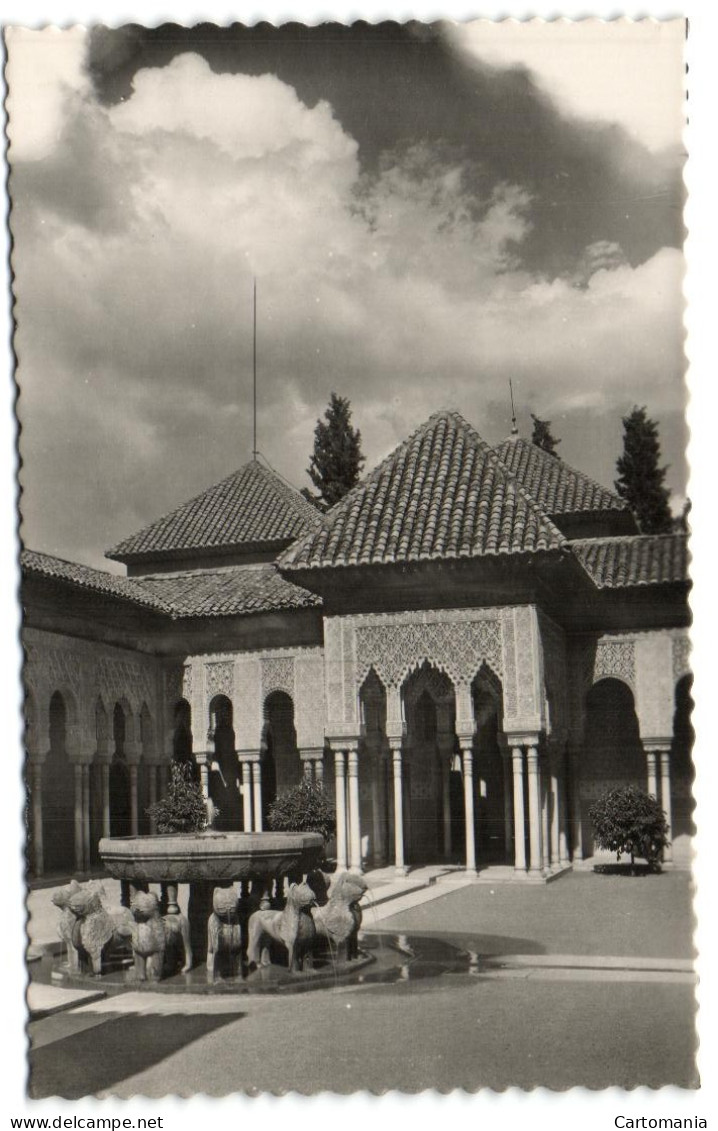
{"left": 26, "top": 866, "right": 699, "bottom": 1097}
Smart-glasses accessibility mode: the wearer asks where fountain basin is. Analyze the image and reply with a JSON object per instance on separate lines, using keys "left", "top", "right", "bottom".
{"left": 99, "top": 831, "right": 324, "bottom": 885}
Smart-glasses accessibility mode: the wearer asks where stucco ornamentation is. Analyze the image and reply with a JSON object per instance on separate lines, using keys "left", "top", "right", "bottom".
{"left": 593, "top": 640, "right": 636, "bottom": 688}
{"left": 205, "top": 660, "right": 234, "bottom": 702}
{"left": 355, "top": 617, "right": 502, "bottom": 690}
{"left": 261, "top": 656, "right": 294, "bottom": 698}
{"left": 672, "top": 635, "right": 691, "bottom": 682}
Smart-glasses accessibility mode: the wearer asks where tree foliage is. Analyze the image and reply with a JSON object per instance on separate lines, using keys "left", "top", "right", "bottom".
{"left": 588, "top": 784, "right": 669, "bottom": 870}
{"left": 267, "top": 777, "right": 336, "bottom": 844}
{"left": 530, "top": 413, "right": 561, "bottom": 457}
{"left": 303, "top": 393, "right": 365, "bottom": 511}
{"left": 615, "top": 406, "right": 673, "bottom": 534}
{"left": 146, "top": 761, "right": 211, "bottom": 834}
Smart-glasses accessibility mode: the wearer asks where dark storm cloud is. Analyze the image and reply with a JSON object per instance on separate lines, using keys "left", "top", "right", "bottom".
{"left": 85, "top": 21, "right": 684, "bottom": 278}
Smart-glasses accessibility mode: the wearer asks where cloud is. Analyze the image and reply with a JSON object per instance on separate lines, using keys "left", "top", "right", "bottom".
{"left": 448, "top": 19, "right": 686, "bottom": 153}
{"left": 8, "top": 44, "right": 686, "bottom": 569}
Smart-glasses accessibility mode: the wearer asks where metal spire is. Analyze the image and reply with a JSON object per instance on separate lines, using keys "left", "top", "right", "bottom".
{"left": 252, "top": 278, "right": 258, "bottom": 461}
{"left": 509, "top": 379, "right": 519, "bottom": 436}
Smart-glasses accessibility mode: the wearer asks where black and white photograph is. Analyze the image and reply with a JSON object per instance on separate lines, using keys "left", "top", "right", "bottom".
{"left": 3, "top": 9, "right": 708, "bottom": 1109}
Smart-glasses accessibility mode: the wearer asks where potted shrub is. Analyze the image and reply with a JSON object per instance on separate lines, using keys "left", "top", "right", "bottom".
{"left": 267, "top": 777, "right": 336, "bottom": 870}
{"left": 588, "top": 784, "right": 669, "bottom": 873}
{"left": 146, "top": 762, "right": 215, "bottom": 834}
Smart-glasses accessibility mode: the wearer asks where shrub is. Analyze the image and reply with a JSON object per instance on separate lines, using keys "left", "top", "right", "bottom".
{"left": 146, "top": 761, "right": 212, "bottom": 834}
{"left": 588, "top": 784, "right": 669, "bottom": 871}
{"left": 267, "top": 777, "right": 336, "bottom": 844}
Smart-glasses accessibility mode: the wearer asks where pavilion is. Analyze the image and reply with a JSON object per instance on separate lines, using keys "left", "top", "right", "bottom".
{"left": 22, "top": 411, "right": 692, "bottom": 881}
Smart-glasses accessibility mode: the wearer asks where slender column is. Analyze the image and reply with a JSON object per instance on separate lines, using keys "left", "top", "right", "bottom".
{"left": 511, "top": 747, "right": 527, "bottom": 872}
{"left": 461, "top": 744, "right": 477, "bottom": 875}
{"left": 334, "top": 750, "right": 348, "bottom": 870}
{"left": 314, "top": 758, "right": 324, "bottom": 785}
{"left": 241, "top": 762, "right": 253, "bottom": 831}
{"left": 129, "top": 764, "right": 139, "bottom": 836}
{"left": 148, "top": 765, "right": 158, "bottom": 834}
{"left": 347, "top": 747, "right": 362, "bottom": 872}
{"left": 646, "top": 749, "right": 659, "bottom": 798}
{"left": 74, "top": 764, "right": 84, "bottom": 872}
{"left": 101, "top": 764, "right": 111, "bottom": 839}
{"left": 82, "top": 765, "right": 91, "bottom": 871}
{"left": 550, "top": 769, "right": 560, "bottom": 868}
{"left": 252, "top": 762, "right": 263, "bottom": 832}
{"left": 526, "top": 745, "right": 542, "bottom": 873}
{"left": 442, "top": 757, "right": 452, "bottom": 858}
{"left": 558, "top": 767, "right": 570, "bottom": 865}
{"left": 391, "top": 744, "right": 406, "bottom": 876}
{"left": 371, "top": 757, "right": 383, "bottom": 865}
{"left": 541, "top": 767, "right": 550, "bottom": 869}
{"left": 660, "top": 749, "right": 673, "bottom": 863}
{"left": 31, "top": 764, "right": 44, "bottom": 878}
{"left": 502, "top": 750, "right": 513, "bottom": 862}
{"left": 199, "top": 757, "right": 209, "bottom": 801}
{"left": 303, "top": 759, "right": 313, "bottom": 779}
{"left": 570, "top": 750, "right": 584, "bottom": 862}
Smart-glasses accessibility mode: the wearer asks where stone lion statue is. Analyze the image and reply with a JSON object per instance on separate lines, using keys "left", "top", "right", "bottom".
{"left": 66, "top": 887, "right": 120, "bottom": 976}
{"left": 247, "top": 881, "right": 317, "bottom": 973}
{"left": 52, "top": 879, "right": 82, "bottom": 973}
{"left": 206, "top": 887, "right": 242, "bottom": 981}
{"left": 126, "top": 891, "right": 192, "bottom": 982}
{"left": 312, "top": 871, "right": 368, "bottom": 960}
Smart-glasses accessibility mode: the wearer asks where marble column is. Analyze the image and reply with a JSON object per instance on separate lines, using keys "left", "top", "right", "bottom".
{"left": 241, "top": 761, "right": 253, "bottom": 831}
{"left": 502, "top": 749, "right": 513, "bottom": 863}
{"left": 391, "top": 744, "right": 406, "bottom": 876}
{"left": 550, "top": 768, "right": 560, "bottom": 868}
{"left": 199, "top": 757, "right": 209, "bottom": 802}
{"left": 461, "top": 744, "right": 477, "bottom": 876}
{"left": 252, "top": 761, "right": 263, "bottom": 832}
{"left": 512, "top": 746, "right": 527, "bottom": 872}
{"left": 334, "top": 750, "right": 348, "bottom": 870}
{"left": 347, "top": 748, "right": 362, "bottom": 872}
{"left": 646, "top": 749, "right": 659, "bottom": 799}
{"left": 129, "top": 764, "right": 139, "bottom": 837}
{"left": 541, "top": 766, "right": 550, "bottom": 870}
{"left": 82, "top": 764, "right": 91, "bottom": 871}
{"left": 304, "top": 759, "right": 313, "bottom": 779}
{"left": 570, "top": 749, "right": 584, "bottom": 862}
{"left": 314, "top": 758, "right": 324, "bottom": 785}
{"left": 526, "top": 745, "right": 542, "bottom": 874}
{"left": 74, "top": 764, "right": 84, "bottom": 872}
{"left": 558, "top": 765, "right": 570, "bottom": 866}
{"left": 442, "top": 756, "right": 452, "bottom": 859}
{"left": 660, "top": 749, "right": 673, "bottom": 863}
{"left": 371, "top": 754, "right": 383, "bottom": 866}
{"left": 31, "top": 763, "right": 43, "bottom": 878}
{"left": 148, "top": 764, "right": 158, "bottom": 834}
{"left": 101, "top": 763, "right": 110, "bottom": 838}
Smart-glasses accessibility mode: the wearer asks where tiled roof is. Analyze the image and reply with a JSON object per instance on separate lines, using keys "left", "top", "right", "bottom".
{"left": 493, "top": 436, "right": 626, "bottom": 516}
{"left": 21, "top": 549, "right": 172, "bottom": 612}
{"left": 280, "top": 411, "right": 566, "bottom": 573}
{"left": 22, "top": 550, "right": 321, "bottom": 618}
{"left": 107, "top": 461, "right": 322, "bottom": 563}
{"left": 572, "top": 535, "right": 689, "bottom": 588}
{"left": 134, "top": 565, "right": 322, "bottom": 618}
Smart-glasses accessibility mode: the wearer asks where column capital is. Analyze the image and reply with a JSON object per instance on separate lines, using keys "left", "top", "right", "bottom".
{"left": 326, "top": 735, "right": 359, "bottom": 754}
{"left": 236, "top": 749, "right": 261, "bottom": 764}
{"left": 642, "top": 738, "right": 672, "bottom": 753}
{"left": 504, "top": 731, "right": 541, "bottom": 748}
{"left": 299, "top": 747, "right": 324, "bottom": 762}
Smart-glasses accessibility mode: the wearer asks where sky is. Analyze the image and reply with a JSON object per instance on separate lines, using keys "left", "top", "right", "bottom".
{"left": 7, "top": 20, "right": 687, "bottom": 571}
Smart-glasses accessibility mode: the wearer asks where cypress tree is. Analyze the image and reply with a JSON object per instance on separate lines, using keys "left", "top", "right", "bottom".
{"left": 615, "top": 406, "right": 673, "bottom": 534}
{"left": 530, "top": 413, "right": 561, "bottom": 457}
{"left": 303, "top": 393, "right": 366, "bottom": 511}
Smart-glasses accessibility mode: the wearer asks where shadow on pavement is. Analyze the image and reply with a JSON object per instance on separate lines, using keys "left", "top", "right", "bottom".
{"left": 30, "top": 1011, "right": 245, "bottom": 1099}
